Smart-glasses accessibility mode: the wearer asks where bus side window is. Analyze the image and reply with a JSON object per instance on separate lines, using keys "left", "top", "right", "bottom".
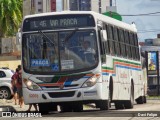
{"left": 117, "top": 28, "right": 123, "bottom": 57}
{"left": 113, "top": 27, "right": 118, "bottom": 56}
{"left": 98, "top": 28, "right": 105, "bottom": 55}
{"left": 106, "top": 24, "right": 115, "bottom": 56}
{"left": 129, "top": 32, "right": 134, "bottom": 59}
{"left": 104, "top": 24, "right": 110, "bottom": 54}
{"left": 134, "top": 34, "right": 140, "bottom": 60}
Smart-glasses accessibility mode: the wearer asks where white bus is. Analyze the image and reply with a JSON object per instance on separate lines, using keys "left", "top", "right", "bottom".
{"left": 21, "top": 11, "right": 147, "bottom": 113}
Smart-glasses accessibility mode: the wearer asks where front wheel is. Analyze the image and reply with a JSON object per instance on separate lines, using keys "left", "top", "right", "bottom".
{"left": 72, "top": 102, "right": 83, "bottom": 112}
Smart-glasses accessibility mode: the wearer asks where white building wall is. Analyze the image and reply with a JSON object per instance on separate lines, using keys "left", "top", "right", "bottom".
{"left": 62, "top": 0, "right": 110, "bottom": 13}
{"left": 101, "top": 0, "right": 110, "bottom": 13}
{"left": 91, "top": 1, "right": 99, "bottom": 13}
{"left": 43, "top": 0, "right": 51, "bottom": 13}
{"left": 23, "top": 0, "right": 31, "bottom": 17}
{"left": 34, "top": 0, "right": 43, "bottom": 13}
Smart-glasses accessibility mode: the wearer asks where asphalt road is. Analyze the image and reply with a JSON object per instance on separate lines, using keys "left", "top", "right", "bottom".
{"left": 1, "top": 99, "right": 160, "bottom": 120}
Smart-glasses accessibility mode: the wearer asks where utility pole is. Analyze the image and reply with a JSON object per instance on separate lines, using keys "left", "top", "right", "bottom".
{"left": 110, "top": 0, "right": 112, "bottom": 6}
{"left": 99, "top": 0, "right": 101, "bottom": 13}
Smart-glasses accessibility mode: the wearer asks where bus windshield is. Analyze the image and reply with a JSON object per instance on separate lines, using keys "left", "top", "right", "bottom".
{"left": 22, "top": 29, "right": 98, "bottom": 74}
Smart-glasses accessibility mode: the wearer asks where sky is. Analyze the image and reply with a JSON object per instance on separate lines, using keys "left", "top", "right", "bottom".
{"left": 116, "top": 0, "right": 160, "bottom": 41}
{"left": 56, "top": 0, "right": 160, "bottom": 42}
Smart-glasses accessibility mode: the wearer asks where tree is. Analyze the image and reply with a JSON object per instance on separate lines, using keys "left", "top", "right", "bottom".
{"left": 0, "top": 0, "right": 22, "bottom": 37}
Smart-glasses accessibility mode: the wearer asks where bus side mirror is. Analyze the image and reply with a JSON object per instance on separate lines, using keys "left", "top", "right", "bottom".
{"left": 100, "top": 30, "right": 107, "bottom": 41}
{"left": 16, "top": 32, "right": 21, "bottom": 45}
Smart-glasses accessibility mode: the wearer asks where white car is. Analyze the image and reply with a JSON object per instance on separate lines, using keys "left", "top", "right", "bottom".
{"left": 0, "top": 68, "right": 14, "bottom": 99}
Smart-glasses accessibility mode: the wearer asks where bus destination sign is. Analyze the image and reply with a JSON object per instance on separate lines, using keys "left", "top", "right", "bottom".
{"left": 23, "top": 14, "right": 95, "bottom": 31}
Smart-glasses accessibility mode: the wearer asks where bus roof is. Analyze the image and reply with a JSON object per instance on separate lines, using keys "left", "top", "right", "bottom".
{"left": 23, "top": 11, "right": 137, "bottom": 33}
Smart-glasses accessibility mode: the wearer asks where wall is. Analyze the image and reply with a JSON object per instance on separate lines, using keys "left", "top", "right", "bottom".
{"left": 0, "top": 60, "right": 21, "bottom": 71}
{"left": 1, "top": 37, "right": 18, "bottom": 54}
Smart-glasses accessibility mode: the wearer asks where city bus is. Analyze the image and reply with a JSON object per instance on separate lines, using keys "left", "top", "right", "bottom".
{"left": 21, "top": 11, "right": 147, "bottom": 113}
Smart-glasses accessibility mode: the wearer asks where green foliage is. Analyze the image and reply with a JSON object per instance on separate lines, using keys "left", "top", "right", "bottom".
{"left": 0, "top": 0, "right": 22, "bottom": 37}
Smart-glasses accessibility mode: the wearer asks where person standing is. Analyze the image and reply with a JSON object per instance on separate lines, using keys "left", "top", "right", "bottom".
{"left": 16, "top": 70, "right": 24, "bottom": 108}
{"left": 11, "top": 68, "right": 19, "bottom": 105}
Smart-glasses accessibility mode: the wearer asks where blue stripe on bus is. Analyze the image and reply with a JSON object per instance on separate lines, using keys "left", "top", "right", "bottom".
{"left": 116, "top": 65, "right": 141, "bottom": 71}
{"left": 102, "top": 73, "right": 116, "bottom": 76}
{"left": 83, "top": 76, "right": 91, "bottom": 78}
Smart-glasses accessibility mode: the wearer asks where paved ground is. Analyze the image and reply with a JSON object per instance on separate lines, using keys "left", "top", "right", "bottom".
{"left": 0, "top": 99, "right": 35, "bottom": 112}
{"left": 1, "top": 97, "right": 160, "bottom": 112}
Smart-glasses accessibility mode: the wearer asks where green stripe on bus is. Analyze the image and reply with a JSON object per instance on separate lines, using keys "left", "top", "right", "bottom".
{"left": 102, "top": 58, "right": 141, "bottom": 70}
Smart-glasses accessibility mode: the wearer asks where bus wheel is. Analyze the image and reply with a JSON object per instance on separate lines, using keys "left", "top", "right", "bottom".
{"left": 96, "top": 89, "right": 111, "bottom": 110}
{"left": 72, "top": 102, "right": 83, "bottom": 112}
{"left": 115, "top": 101, "right": 124, "bottom": 109}
{"left": 124, "top": 85, "right": 134, "bottom": 109}
{"left": 39, "top": 103, "right": 57, "bottom": 114}
{"left": 96, "top": 100, "right": 110, "bottom": 110}
{"left": 143, "top": 96, "right": 147, "bottom": 103}
{"left": 136, "top": 96, "right": 144, "bottom": 104}
{"left": 60, "top": 103, "right": 73, "bottom": 112}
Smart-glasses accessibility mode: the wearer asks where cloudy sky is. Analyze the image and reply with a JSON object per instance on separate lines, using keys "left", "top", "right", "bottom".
{"left": 116, "top": 0, "right": 160, "bottom": 41}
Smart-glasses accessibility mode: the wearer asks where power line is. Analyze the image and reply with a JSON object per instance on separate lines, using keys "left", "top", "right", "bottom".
{"left": 138, "top": 29, "right": 160, "bottom": 32}
{"left": 138, "top": 30, "right": 160, "bottom": 33}
{"left": 121, "top": 11, "right": 160, "bottom": 16}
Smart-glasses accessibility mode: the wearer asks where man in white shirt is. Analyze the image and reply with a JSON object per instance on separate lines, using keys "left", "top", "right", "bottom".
{"left": 82, "top": 41, "right": 96, "bottom": 64}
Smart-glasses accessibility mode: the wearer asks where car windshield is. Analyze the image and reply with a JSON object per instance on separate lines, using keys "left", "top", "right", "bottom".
{"left": 22, "top": 30, "right": 98, "bottom": 74}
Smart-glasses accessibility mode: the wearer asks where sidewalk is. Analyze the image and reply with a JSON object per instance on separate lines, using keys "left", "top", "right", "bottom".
{"left": 0, "top": 99, "right": 34, "bottom": 112}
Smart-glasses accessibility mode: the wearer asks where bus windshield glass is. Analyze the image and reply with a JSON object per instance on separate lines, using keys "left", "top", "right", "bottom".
{"left": 22, "top": 30, "right": 98, "bottom": 74}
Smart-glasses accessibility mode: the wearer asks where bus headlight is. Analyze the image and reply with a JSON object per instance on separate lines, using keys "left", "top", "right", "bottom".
{"left": 23, "top": 79, "right": 42, "bottom": 90}
{"left": 82, "top": 74, "right": 100, "bottom": 88}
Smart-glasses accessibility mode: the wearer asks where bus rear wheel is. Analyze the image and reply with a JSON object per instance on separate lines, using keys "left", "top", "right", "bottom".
{"left": 124, "top": 85, "right": 134, "bottom": 109}
{"left": 115, "top": 101, "right": 124, "bottom": 109}
{"left": 96, "top": 100, "right": 110, "bottom": 110}
{"left": 136, "top": 96, "right": 144, "bottom": 104}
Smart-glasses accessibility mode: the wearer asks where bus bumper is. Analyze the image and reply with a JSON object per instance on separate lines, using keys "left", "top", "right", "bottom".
{"left": 23, "top": 82, "right": 107, "bottom": 104}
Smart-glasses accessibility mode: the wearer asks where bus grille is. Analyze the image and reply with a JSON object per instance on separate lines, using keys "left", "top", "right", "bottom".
{"left": 48, "top": 91, "right": 75, "bottom": 98}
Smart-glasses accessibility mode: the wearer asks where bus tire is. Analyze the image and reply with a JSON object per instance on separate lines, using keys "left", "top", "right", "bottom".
{"left": 72, "top": 102, "right": 83, "bottom": 112}
{"left": 143, "top": 96, "right": 147, "bottom": 103}
{"left": 60, "top": 104, "right": 73, "bottom": 112}
{"left": 115, "top": 101, "right": 124, "bottom": 109}
{"left": 124, "top": 85, "right": 134, "bottom": 109}
{"left": 96, "top": 88, "right": 111, "bottom": 110}
{"left": 136, "top": 96, "right": 144, "bottom": 104}
{"left": 96, "top": 100, "right": 109, "bottom": 110}
{"left": 38, "top": 103, "right": 50, "bottom": 114}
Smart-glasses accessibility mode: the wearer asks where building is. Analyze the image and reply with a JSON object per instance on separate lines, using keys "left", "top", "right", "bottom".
{"left": 63, "top": 0, "right": 110, "bottom": 13}
{"left": 23, "top": 0, "right": 114, "bottom": 17}
{"left": 141, "top": 34, "right": 160, "bottom": 95}
{"left": 23, "top": 0, "right": 62, "bottom": 17}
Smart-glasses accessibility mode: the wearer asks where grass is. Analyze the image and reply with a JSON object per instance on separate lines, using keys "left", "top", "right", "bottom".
{"left": 147, "top": 95, "right": 160, "bottom": 99}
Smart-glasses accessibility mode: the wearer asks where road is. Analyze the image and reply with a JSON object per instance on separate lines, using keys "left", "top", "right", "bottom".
{"left": 1, "top": 99, "right": 160, "bottom": 120}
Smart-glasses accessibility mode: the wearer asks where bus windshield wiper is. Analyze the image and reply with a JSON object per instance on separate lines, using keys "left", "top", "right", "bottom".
{"left": 38, "top": 30, "right": 56, "bottom": 45}
{"left": 38, "top": 30, "right": 58, "bottom": 58}
{"left": 64, "top": 28, "right": 79, "bottom": 42}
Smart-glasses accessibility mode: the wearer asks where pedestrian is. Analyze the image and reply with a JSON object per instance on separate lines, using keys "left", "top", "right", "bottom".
{"left": 26, "top": 104, "right": 38, "bottom": 112}
{"left": 17, "top": 65, "right": 21, "bottom": 70}
{"left": 11, "top": 68, "right": 19, "bottom": 105}
{"left": 16, "top": 70, "right": 24, "bottom": 108}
